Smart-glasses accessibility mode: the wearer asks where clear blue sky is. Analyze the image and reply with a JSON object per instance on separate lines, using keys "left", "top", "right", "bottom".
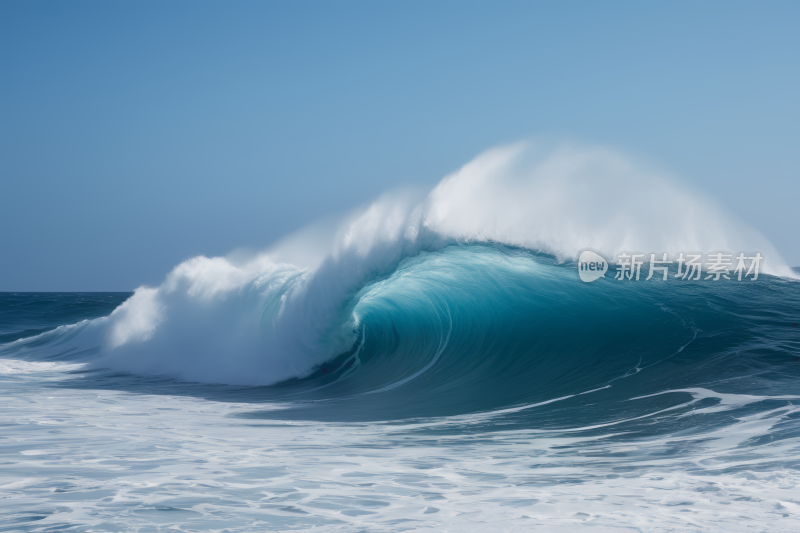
{"left": 1, "top": 1, "right": 798, "bottom": 291}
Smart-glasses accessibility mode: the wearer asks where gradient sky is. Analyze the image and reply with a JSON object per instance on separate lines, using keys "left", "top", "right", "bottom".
{"left": 1, "top": 1, "right": 798, "bottom": 291}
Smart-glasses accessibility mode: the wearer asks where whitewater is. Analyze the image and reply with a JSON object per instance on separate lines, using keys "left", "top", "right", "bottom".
{"left": 2, "top": 143, "right": 799, "bottom": 532}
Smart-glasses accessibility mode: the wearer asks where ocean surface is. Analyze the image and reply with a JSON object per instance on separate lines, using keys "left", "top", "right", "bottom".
{"left": 2, "top": 247, "right": 800, "bottom": 532}
{"left": 2, "top": 146, "right": 799, "bottom": 531}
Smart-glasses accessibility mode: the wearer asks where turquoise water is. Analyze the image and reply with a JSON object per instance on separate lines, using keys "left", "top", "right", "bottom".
{"left": 2, "top": 245, "right": 800, "bottom": 531}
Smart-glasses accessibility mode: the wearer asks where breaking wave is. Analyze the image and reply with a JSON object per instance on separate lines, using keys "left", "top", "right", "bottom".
{"left": 1, "top": 143, "right": 796, "bottom": 420}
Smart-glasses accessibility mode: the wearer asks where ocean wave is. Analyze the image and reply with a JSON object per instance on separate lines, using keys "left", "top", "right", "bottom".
{"left": 1, "top": 144, "right": 796, "bottom": 409}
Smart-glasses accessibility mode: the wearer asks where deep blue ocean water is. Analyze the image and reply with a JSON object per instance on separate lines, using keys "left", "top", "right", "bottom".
{"left": 1, "top": 246, "right": 799, "bottom": 531}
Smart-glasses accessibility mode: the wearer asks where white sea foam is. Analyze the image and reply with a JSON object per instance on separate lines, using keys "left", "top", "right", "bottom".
{"left": 0, "top": 359, "right": 81, "bottom": 375}
{"left": 2, "top": 383, "right": 798, "bottom": 531}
